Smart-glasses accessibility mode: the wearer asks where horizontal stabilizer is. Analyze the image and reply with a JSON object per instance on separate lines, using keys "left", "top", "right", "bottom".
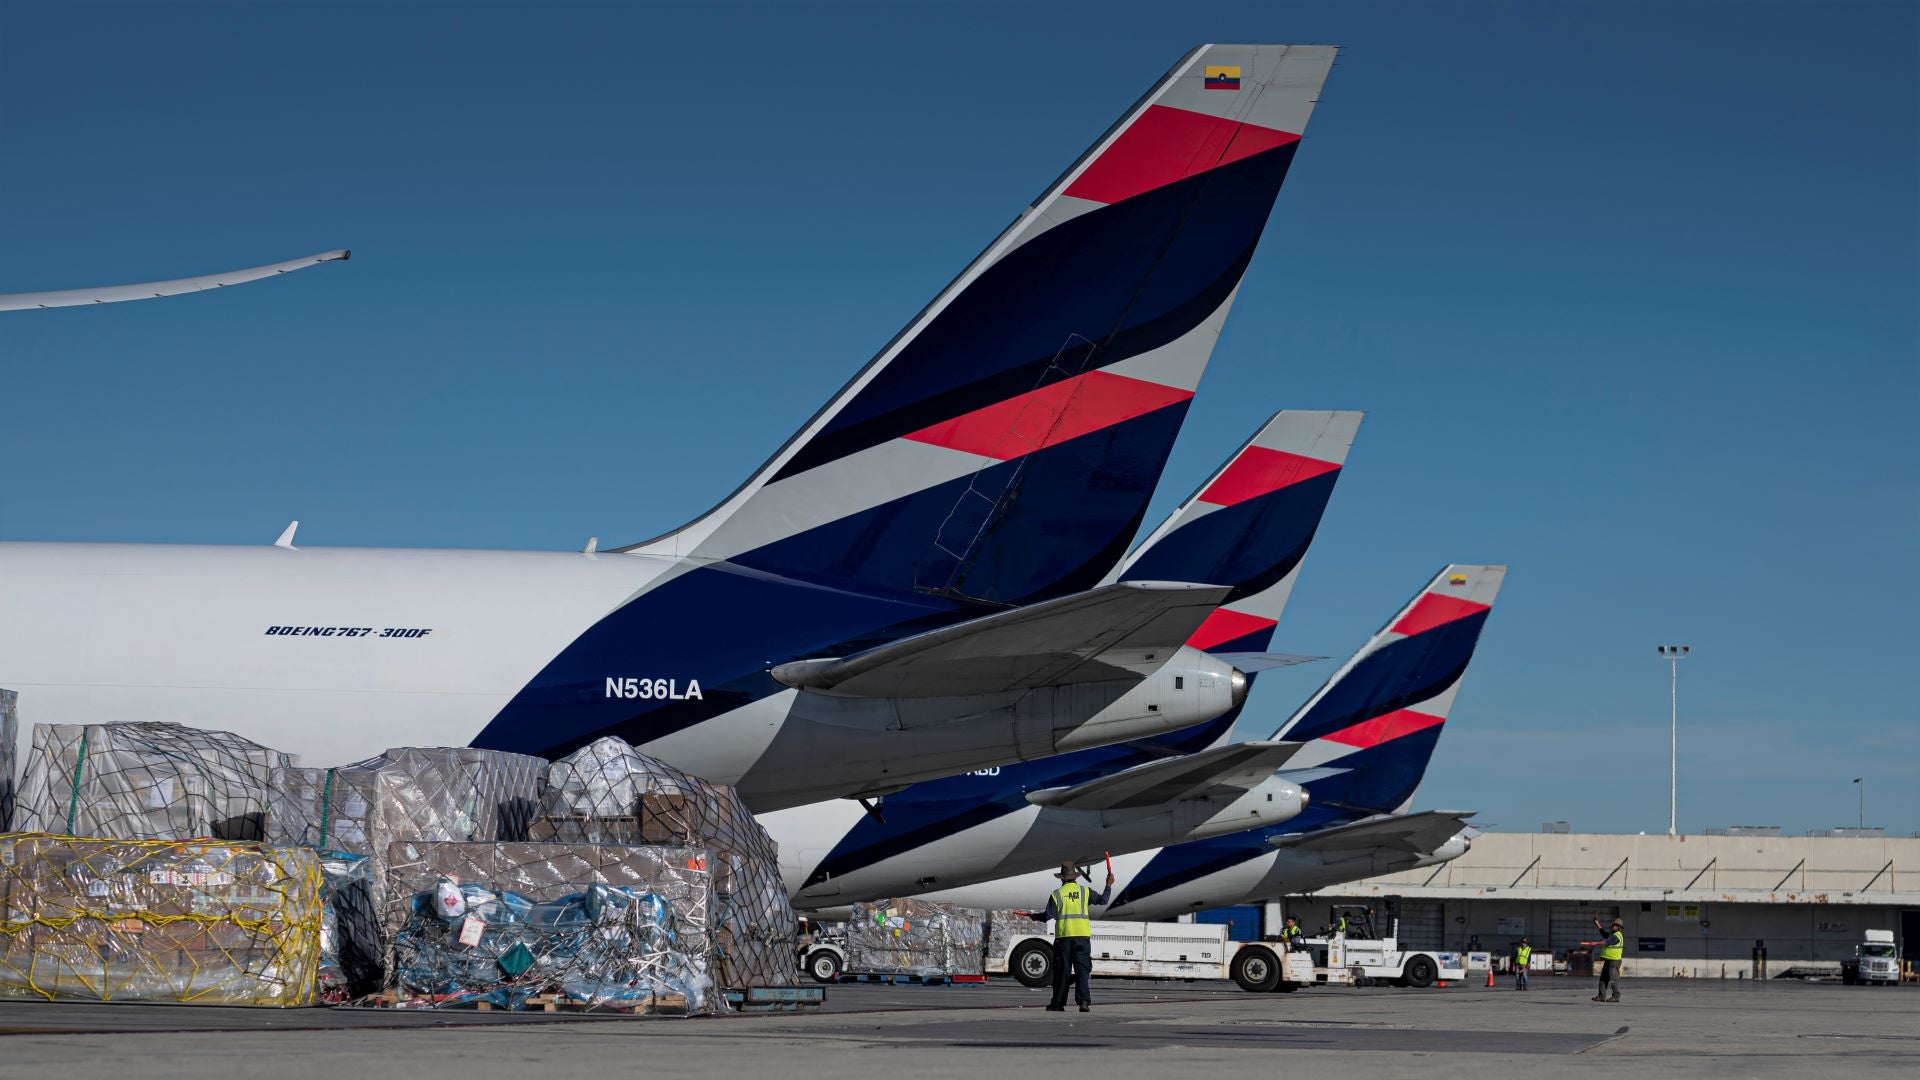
{"left": 771, "top": 580, "right": 1230, "bottom": 698}
{"left": 1026, "top": 739, "right": 1301, "bottom": 810}
{"left": 1211, "top": 651, "right": 1325, "bottom": 672}
{"left": 1265, "top": 809, "right": 1475, "bottom": 856}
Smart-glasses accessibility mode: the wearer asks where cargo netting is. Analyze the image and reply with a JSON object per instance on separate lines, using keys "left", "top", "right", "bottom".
{"left": 264, "top": 746, "right": 544, "bottom": 917}
{"left": 0, "top": 690, "right": 17, "bottom": 830}
{"left": 847, "top": 898, "right": 986, "bottom": 978}
{"left": 0, "top": 834, "right": 323, "bottom": 1005}
{"left": 13, "top": 722, "right": 295, "bottom": 842}
{"left": 378, "top": 840, "right": 718, "bottom": 1014}
{"left": 538, "top": 737, "right": 797, "bottom": 990}
{"left": 315, "top": 850, "right": 383, "bottom": 1002}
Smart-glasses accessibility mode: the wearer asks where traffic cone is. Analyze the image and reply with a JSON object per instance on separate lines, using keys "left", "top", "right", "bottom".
{"left": 1486, "top": 967, "right": 1496, "bottom": 988}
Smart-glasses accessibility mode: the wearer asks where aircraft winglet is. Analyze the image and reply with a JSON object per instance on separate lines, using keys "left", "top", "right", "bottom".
{"left": 0, "top": 250, "right": 349, "bottom": 311}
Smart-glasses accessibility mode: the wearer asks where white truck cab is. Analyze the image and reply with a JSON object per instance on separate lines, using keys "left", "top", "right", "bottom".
{"left": 1845, "top": 929, "right": 1900, "bottom": 986}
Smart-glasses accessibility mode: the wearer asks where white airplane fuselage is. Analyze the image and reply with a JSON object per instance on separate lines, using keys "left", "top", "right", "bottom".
{"left": 762, "top": 770, "right": 1306, "bottom": 905}
{"left": 0, "top": 542, "right": 1238, "bottom": 810}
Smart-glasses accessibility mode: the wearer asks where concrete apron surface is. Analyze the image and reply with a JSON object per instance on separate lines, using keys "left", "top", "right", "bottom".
{"left": 0, "top": 977, "right": 1914, "bottom": 1079}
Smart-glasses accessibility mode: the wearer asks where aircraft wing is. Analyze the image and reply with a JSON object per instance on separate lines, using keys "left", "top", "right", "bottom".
{"left": 0, "top": 250, "right": 349, "bottom": 311}
{"left": 1025, "top": 740, "right": 1302, "bottom": 811}
{"left": 770, "top": 580, "right": 1230, "bottom": 698}
{"left": 1265, "top": 810, "right": 1476, "bottom": 856}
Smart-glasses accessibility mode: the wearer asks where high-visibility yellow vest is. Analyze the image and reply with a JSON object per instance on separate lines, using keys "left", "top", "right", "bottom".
{"left": 1516, "top": 944, "right": 1533, "bottom": 967}
{"left": 1280, "top": 925, "right": 1301, "bottom": 940}
{"left": 1052, "top": 883, "right": 1092, "bottom": 938}
{"left": 1599, "top": 930, "right": 1624, "bottom": 961}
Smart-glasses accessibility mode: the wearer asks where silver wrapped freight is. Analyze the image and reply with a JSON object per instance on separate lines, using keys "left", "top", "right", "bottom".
{"left": 0, "top": 690, "right": 17, "bottom": 830}
{"left": 538, "top": 737, "right": 796, "bottom": 990}
{"left": 847, "top": 898, "right": 986, "bottom": 978}
{"left": 264, "top": 746, "right": 543, "bottom": 915}
{"left": 381, "top": 839, "right": 717, "bottom": 1014}
{"left": 14, "top": 722, "right": 294, "bottom": 841}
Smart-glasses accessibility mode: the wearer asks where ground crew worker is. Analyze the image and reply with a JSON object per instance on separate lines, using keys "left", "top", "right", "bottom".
{"left": 1587, "top": 918, "right": 1624, "bottom": 1002}
{"left": 1279, "top": 915, "right": 1305, "bottom": 951}
{"left": 1022, "top": 861, "right": 1112, "bottom": 1012}
{"left": 1514, "top": 938, "right": 1533, "bottom": 991}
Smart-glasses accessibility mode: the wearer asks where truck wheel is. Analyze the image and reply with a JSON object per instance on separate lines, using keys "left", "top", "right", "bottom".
{"left": 1232, "top": 946, "right": 1282, "bottom": 993}
{"left": 806, "top": 950, "right": 842, "bottom": 983}
{"left": 1403, "top": 955, "right": 1438, "bottom": 989}
{"left": 1011, "top": 941, "right": 1055, "bottom": 988}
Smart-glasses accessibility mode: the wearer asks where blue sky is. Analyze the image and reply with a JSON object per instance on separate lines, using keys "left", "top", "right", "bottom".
{"left": 2, "top": 1, "right": 1914, "bottom": 835}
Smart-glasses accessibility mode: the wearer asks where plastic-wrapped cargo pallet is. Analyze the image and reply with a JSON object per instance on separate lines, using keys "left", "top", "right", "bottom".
{"left": 264, "top": 746, "right": 544, "bottom": 916}
{"left": 381, "top": 840, "right": 718, "bottom": 1014}
{"left": 848, "top": 899, "right": 986, "bottom": 979}
{"left": 0, "top": 690, "right": 17, "bottom": 830}
{"left": 13, "top": 722, "right": 294, "bottom": 841}
{"left": 0, "top": 835, "right": 323, "bottom": 1005}
{"left": 315, "top": 850, "right": 383, "bottom": 1002}
{"left": 987, "top": 909, "right": 1037, "bottom": 973}
{"left": 539, "top": 737, "right": 797, "bottom": 991}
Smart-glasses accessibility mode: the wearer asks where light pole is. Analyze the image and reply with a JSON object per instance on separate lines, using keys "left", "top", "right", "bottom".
{"left": 1853, "top": 777, "right": 1864, "bottom": 830}
{"left": 1657, "top": 645, "right": 1690, "bottom": 836}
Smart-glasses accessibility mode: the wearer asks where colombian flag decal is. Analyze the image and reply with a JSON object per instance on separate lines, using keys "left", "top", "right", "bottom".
{"left": 1449, "top": 574, "right": 1468, "bottom": 587}
{"left": 1204, "top": 65, "right": 1242, "bottom": 90}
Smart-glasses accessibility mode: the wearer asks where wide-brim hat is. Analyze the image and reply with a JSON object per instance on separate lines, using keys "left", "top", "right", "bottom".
{"left": 1055, "top": 862, "right": 1082, "bottom": 880}
{"left": 1610, "top": 919, "right": 1624, "bottom": 927}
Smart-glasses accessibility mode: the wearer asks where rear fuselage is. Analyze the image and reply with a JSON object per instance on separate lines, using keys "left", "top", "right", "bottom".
{"left": 0, "top": 541, "right": 1234, "bottom": 809}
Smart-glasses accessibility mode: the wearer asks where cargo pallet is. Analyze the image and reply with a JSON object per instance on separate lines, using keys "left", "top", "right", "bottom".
{"left": 724, "top": 985, "right": 827, "bottom": 1012}
{"left": 362, "top": 990, "right": 690, "bottom": 1015}
{"left": 836, "top": 973, "right": 987, "bottom": 986}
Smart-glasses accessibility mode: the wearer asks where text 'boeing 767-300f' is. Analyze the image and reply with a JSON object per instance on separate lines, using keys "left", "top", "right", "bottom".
{"left": 0, "top": 45, "right": 1338, "bottom": 810}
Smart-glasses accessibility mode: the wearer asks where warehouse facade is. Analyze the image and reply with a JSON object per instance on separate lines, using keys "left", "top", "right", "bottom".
{"left": 1286, "top": 832, "right": 1919, "bottom": 977}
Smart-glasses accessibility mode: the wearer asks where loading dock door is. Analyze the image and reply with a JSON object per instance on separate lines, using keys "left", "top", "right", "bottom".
{"left": 1551, "top": 905, "right": 1619, "bottom": 950}
{"left": 1396, "top": 900, "right": 1445, "bottom": 950}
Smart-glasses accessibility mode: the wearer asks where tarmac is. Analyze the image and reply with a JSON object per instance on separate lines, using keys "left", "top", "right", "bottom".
{"left": 0, "top": 977, "right": 1913, "bottom": 1079}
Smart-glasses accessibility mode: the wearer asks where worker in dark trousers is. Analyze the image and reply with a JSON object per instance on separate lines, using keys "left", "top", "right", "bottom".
{"left": 1514, "top": 938, "right": 1533, "bottom": 990}
{"left": 1024, "top": 861, "right": 1112, "bottom": 1012}
{"left": 1587, "top": 918, "right": 1624, "bottom": 1002}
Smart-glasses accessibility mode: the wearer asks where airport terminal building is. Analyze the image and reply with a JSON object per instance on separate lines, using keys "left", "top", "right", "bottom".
{"left": 1289, "top": 830, "right": 1919, "bottom": 977}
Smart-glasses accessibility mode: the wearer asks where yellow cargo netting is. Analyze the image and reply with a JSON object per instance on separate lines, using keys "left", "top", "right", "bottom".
{"left": 0, "top": 834, "right": 323, "bottom": 1006}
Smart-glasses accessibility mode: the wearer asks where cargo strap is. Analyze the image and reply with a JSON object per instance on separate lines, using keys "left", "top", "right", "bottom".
{"left": 317, "top": 769, "right": 335, "bottom": 848}
{"left": 64, "top": 728, "right": 89, "bottom": 835}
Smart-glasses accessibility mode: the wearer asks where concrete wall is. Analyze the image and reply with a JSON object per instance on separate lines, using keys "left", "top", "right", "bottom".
{"left": 1298, "top": 893, "right": 1904, "bottom": 976}
{"left": 1295, "top": 833, "right": 1920, "bottom": 977}
{"left": 1383, "top": 832, "right": 1916, "bottom": 899}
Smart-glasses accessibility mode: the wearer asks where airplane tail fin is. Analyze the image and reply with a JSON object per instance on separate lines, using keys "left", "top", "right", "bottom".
{"left": 1112, "top": 409, "right": 1360, "bottom": 656}
{"left": 628, "top": 46, "right": 1338, "bottom": 608}
{"left": 1270, "top": 564, "right": 1506, "bottom": 813}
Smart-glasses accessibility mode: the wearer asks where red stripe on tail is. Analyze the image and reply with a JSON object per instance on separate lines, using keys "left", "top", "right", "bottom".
{"left": 1065, "top": 105, "right": 1299, "bottom": 206}
{"left": 1185, "top": 608, "right": 1277, "bottom": 651}
{"left": 1389, "top": 593, "right": 1492, "bottom": 638}
{"left": 903, "top": 371, "right": 1192, "bottom": 461}
{"left": 1198, "top": 447, "right": 1340, "bottom": 507}
{"left": 1320, "top": 708, "right": 1445, "bottom": 750}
